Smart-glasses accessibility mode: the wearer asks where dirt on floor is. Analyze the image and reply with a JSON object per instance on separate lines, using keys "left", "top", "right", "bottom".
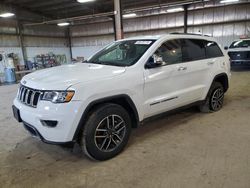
{"left": 0, "top": 70, "right": 250, "bottom": 188}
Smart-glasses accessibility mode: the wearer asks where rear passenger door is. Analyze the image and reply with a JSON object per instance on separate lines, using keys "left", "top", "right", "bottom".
{"left": 204, "top": 41, "right": 225, "bottom": 71}
{"left": 180, "top": 38, "right": 211, "bottom": 101}
{"left": 203, "top": 40, "right": 225, "bottom": 98}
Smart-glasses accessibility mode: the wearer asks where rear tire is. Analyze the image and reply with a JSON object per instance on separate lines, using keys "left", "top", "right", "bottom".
{"left": 80, "top": 103, "right": 131, "bottom": 161}
{"left": 199, "top": 82, "right": 224, "bottom": 113}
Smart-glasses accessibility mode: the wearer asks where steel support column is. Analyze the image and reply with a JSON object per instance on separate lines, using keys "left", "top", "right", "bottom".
{"left": 67, "top": 27, "right": 73, "bottom": 60}
{"left": 17, "top": 20, "right": 28, "bottom": 67}
{"left": 114, "top": 0, "right": 124, "bottom": 40}
{"left": 184, "top": 5, "right": 188, "bottom": 33}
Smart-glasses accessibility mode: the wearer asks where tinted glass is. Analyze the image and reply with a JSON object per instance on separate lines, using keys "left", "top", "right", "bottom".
{"left": 229, "top": 40, "right": 250, "bottom": 48}
{"left": 155, "top": 39, "right": 182, "bottom": 65}
{"left": 205, "top": 41, "right": 223, "bottom": 58}
{"left": 88, "top": 40, "right": 155, "bottom": 67}
{"left": 182, "top": 39, "right": 206, "bottom": 62}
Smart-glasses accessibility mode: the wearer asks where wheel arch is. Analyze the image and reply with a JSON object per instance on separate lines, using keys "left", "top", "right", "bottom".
{"left": 73, "top": 94, "right": 140, "bottom": 141}
{"left": 212, "top": 73, "right": 229, "bottom": 92}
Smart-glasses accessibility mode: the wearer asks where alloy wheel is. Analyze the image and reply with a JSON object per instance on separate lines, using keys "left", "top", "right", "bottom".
{"left": 211, "top": 88, "right": 224, "bottom": 111}
{"left": 94, "top": 115, "right": 126, "bottom": 152}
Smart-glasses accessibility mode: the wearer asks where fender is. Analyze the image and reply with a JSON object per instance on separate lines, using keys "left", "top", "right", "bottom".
{"left": 211, "top": 73, "right": 229, "bottom": 92}
{"left": 72, "top": 94, "right": 140, "bottom": 141}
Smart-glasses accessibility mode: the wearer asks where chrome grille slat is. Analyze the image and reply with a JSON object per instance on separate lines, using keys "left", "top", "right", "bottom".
{"left": 17, "top": 88, "right": 21, "bottom": 100}
{"left": 27, "top": 90, "right": 33, "bottom": 105}
{"left": 19, "top": 87, "right": 24, "bottom": 101}
{"left": 20, "top": 88, "right": 23, "bottom": 101}
{"left": 21, "top": 88, "right": 26, "bottom": 102}
{"left": 30, "top": 91, "right": 35, "bottom": 107}
{"left": 18, "top": 85, "right": 41, "bottom": 108}
{"left": 18, "top": 87, "right": 22, "bottom": 100}
{"left": 24, "top": 89, "right": 29, "bottom": 104}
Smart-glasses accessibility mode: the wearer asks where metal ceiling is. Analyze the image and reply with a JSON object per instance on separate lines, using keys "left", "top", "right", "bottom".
{"left": 2, "top": 0, "right": 197, "bottom": 21}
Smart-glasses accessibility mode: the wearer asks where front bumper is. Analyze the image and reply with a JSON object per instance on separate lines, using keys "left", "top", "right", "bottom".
{"left": 13, "top": 98, "right": 84, "bottom": 143}
{"left": 22, "top": 121, "right": 73, "bottom": 145}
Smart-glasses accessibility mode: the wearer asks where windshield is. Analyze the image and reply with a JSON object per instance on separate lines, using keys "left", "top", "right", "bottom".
{"left": 229, "top": 40, "right": 250, "bottom": 48}
{"left": 88, "top": 40, "right": 155, "bottom": 67}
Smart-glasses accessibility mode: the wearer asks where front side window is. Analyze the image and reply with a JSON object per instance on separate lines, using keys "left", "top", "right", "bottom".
{"left": 88, "top": 40, "right": 155, "bottom": 67}
{"left": 229, "top": 40, "right": 250, "bottom": 48}
{"left": 154, "top": 39, "right": 182, "bottom": 65}
{"left": 182, "top": 39, "right": 206, "bottom": 62}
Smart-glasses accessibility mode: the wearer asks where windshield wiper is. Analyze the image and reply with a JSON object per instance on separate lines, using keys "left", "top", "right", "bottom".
{"left": 83, "top": 60, "right": 103, "bottom": 65}
{"left": 98, "top": 62, "right": 125, "bottom": 67}
{"left": 84, "top": 60, "right": 125, "bottom": 67}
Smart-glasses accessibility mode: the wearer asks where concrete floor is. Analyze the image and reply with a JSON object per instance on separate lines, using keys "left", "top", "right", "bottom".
{"left": 0, "top": 71, "right": 250, "bottom": 188}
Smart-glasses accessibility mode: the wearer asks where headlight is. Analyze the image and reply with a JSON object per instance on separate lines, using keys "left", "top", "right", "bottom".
{"left": 41, "top": 91, "right": 75, "bottom": 103}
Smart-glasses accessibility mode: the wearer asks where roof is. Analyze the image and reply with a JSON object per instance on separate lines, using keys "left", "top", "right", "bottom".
{"left": 2, "top": 0, "right": 191, "bottom": 22}
{"left": 123, "top": 33, "right": 216, "bottom": 41}
{"left": 122, "top": 35, "right": 163, "bottom": 41}
{"left": 232, "top": 38, "right": 250, "bottom": 41}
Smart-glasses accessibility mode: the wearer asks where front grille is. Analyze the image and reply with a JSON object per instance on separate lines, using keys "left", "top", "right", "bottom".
{"left": 18, "top": 85, "right": 42, "bottom": 108}
{"left": 228, "top": 51, "right": 250, "bottom": 60}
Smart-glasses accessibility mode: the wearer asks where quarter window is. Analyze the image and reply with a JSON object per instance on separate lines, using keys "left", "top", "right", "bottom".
{"left": 205, "top": 41, "right": 223, "bottom": 58}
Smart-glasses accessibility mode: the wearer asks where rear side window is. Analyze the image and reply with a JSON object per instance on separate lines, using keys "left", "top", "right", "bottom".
{"left": 182, "top": 39, "right": 206, "bottom": 62}
{"left": 205, "top": 41, "right": 224, "bottom": 58}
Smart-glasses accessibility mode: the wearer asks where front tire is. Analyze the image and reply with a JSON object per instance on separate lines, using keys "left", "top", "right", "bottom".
{"left": 80, "top": 103, "right": 132, "bottom": 161}
{"left": 199, "top": 82, "right": 224, "bottom": 113}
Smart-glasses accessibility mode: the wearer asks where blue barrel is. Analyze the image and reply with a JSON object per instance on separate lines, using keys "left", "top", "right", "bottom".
{"left": 4, "top": 68, "right": 16, "bottom": 83}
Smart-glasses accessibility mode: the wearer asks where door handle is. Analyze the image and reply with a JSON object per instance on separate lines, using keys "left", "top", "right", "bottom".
{"left": 178, "top": 66, "right": 187, "bottom": 71}
{"left": 207, "top": 61, "right": 214, "bottom": 65}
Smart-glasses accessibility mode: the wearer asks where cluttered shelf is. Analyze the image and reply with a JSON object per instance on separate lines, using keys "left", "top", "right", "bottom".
{"left": 0, "top": 52, "right": 68, "bottom": 84}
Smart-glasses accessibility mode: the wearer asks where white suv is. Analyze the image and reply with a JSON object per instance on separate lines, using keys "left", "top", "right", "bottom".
{"left": 13, "top": 34, "right": 231, "bottom": 160}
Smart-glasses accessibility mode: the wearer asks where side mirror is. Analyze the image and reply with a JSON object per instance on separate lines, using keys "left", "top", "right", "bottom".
{"left": 224, "top": 46, "right": 228, "bottom": 50}
{"left": 153, "top": 54, "right": 164, "bottom": 65}
{"left": 145, "top": 54, "right": 164, "bottom": 69}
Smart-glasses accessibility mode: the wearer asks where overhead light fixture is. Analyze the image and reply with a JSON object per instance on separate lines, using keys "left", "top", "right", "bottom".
{"left": 0, "top": 12, "right": 15, "bottom": 18}
{"left": 220, "top": 0, "right": 239, "bottom": 3}
{"left": 77, "top": 0, "right": 95, "bottom": 3}
{"left": 123, "top": 13, "right": 137, "bottom": 18}
{"left": 57, "top": 22, "right": 70, "bottom": 26}
{"left": 166, "top": 7, "right": 184, "bottom": 13}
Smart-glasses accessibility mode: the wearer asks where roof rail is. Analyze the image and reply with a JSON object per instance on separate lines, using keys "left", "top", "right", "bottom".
{"left": 170, "top": 32, "right": 211, "bottom": 37}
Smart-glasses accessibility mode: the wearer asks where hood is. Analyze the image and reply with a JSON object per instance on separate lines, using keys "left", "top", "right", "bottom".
{"left": 21, "top": 63, "right": 126, "bottom": 90}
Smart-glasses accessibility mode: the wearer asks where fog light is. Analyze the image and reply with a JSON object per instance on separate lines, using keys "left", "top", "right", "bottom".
{"left": 41, "top": 120, "right": 58, "bottom": 128}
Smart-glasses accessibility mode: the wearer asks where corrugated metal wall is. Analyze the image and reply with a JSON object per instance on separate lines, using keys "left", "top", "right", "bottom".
{"left": 71, "top": 2, "right": 250, "bottom": 59}
{"left": 1, "top": 2, "right": 250, "bottom": 61}
{"left": 0, "top": 20, "right": 70, "bottom": 64}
